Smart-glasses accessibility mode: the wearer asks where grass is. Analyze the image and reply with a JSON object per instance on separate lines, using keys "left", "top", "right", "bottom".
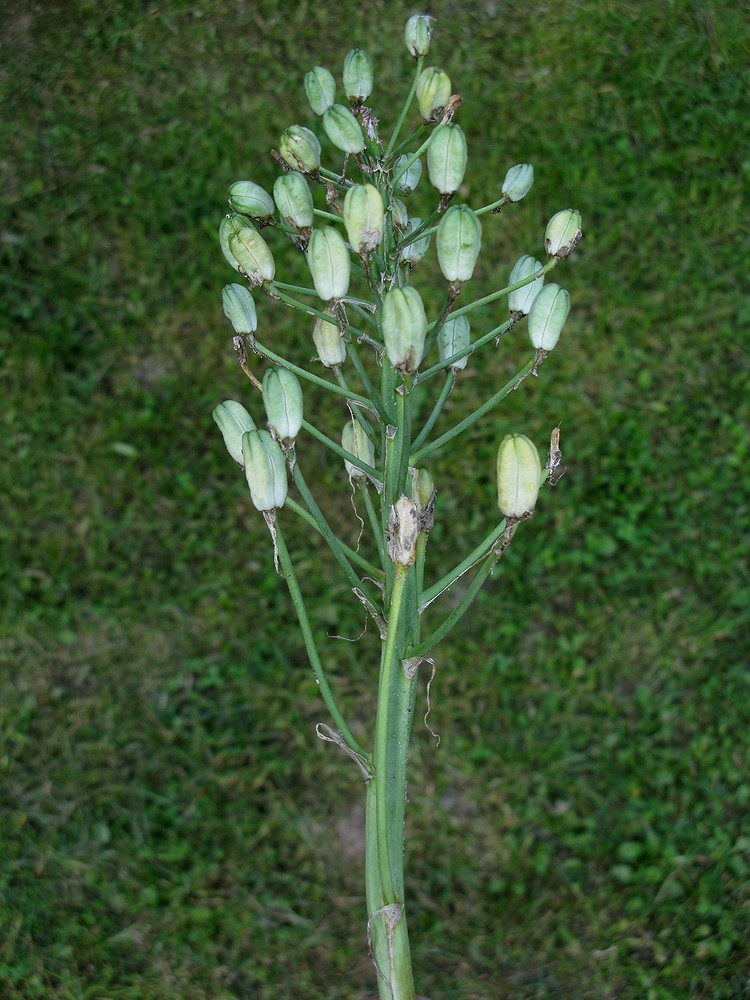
{"left": 1, "top": 0, "right": 749, "bottom": 997}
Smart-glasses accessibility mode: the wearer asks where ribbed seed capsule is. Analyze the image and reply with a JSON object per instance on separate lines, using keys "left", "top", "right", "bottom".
{"left": 342, "top": 419, "right": 375, "bottom": 479}
{"left": 229, "top": 227, "right": 275, "bottom": 286}
{"left": 404, "top": 14, "right": 433, "bottom": 57}
{"left": 528, "top": 284, "right": 570, "bottom": 351}
{"left": 391, "top": 197, "right": 409, "bottom": 232}
{"left": 437, "top": 315, "right": 471, "bottom": 370}
{"left": 427, "top": 123, "right": 467, "bottom": 195}
{"left": 508, "top": 255, "right": 544, "bottom": 315}
{"left": 502, "top": 164, "right": 534, "bottom": 203}
{"left": 382, "top": 286, "right": 428, "bottom": 373}
{"left": 393, "top": 155, "right": 422, "bottom": 195}
{"left": 219, "top": 213, "right": 252, "bottom": 272}
{"left": 343, "top": 184, "right": 384, "bottom": 253}
{"left": 313, "top": 308, "right": 346, "bottom": 368}
{"left": 262, "top": 368, "right": 303, "bottom": 442}
{"left": 545, "top": 209, "right": 582, "bottom": 258}
{"left": 307, "top": 227, "right": 351, "bottom": 301}
{"left": 304, "top": 66, "right": 336, "bottom": 116}
{"left": 228, "top": 181, "right": 275, "bottom": 219}
{"left": 497, "top": 434, "right": 542, "bottom": 519}
{"left": 242, "top": 429, "right": 288, "bottom": 511}
{"left": 213, "top": 400, "right": 256, "bottom": 467}
{"left": 322, "top": 104, "right": 365, "bottom": 154}
{"left": 416, "top": 67, "right": 451, "bottom": 120}
{"left": 399, "top": 217, "right": 431, "bottom": 265}
{"left": 273, "top": 172, "right": 314, "bottom": 230}
{"left": 222, "top": 283, "right": 258, "bottom": 335}
{"left": 436, "top": 205, "right": 482, "bottom": 282}
{"left": 279, "top": 126, "right": 321, "bottom": 174}
{"left": 343, "top": 48, "right": 373, "bottom": 102}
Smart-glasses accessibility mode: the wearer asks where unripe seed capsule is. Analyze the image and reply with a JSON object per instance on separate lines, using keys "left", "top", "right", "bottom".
{"left": 304, "top": 66, "right": 336, "bottom": 116}
{"left": 313, "top": 308, "right": 346, "bottom": 368}
{"left": 229, "top": 227, "right": 275, "bottom": 286}
{"left": 219, "top": 213, "right": 252, "bottom": 272}
{"left": 508, "top": 255, "right": 544, "bottom": 315}
{"left": 391, "top": 197, "right": 409, "bottom": 231}
{"left": 501, "top": 163, "right": 534, "bottom": 203}
{"left": 545, "top": 208, "right": 582, "bottom": 258}
{"left": 436, "top": 205, "right": 482, "bottom": 282}
{"left": 382, "top": 286, "right": 428, "bottom": 373}
{"left": 322, "top": 104, "right": 365, "bottom": 154}
{"left": 213, "top": 400, "right": 256, "bottom": 466}
{"left": 279, "top": 125, "right": 321, "bottom": 174}
{"left": 343, "top": 184, "right": 384, "bottom": 254}
{"left": 399, "top": 217, "right": 431, "bottom": 265}
{"left": 273, "top": 172, "right": 314, "bottom": 230}
{"left": 307, "top": 227, "right": 351, "bottom": 301}
{"left": 528, "top": 283, "right": 570, "bottom": 351}
{"left": 437, "top": 315, "right": 471, "bottom": 370}
{"left": 413, "top": 468, "right": 435, "bottom": 510}
{"left": 393, "top": 155, "right": 422, "bottom": 195}
{"left": 262, "top": 368, "right": 303, "bottom": 442}
{"left": 342, "top": 419, "right": 375, "bottom": 479}
{"left": 242, "top": 429, "right": 288, "bottom": 511}
{"left": 427, "top": 123, "right": 467, "bottom": 195}
{"left": 497, "top": 434, "right": 542, "bottom": 519}
{"left": 416, "top": 67, "right": 451, "bottom": 120}
{"left": 222, "top": 283, "right": 258, "bottom": 335}
{"left": 405, "top": 14, "right": 433, "bottom": 57}
{"left": 343, "top": 48, "right": 373, "bottom": 102}
{"left": 228, "top": 180, "right": 275, "bottom": 219}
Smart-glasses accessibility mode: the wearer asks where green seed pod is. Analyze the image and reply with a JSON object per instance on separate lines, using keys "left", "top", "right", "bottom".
{"left": 307, "top": 227, "right": 351, "bottom": 301}
{"left": 273, "top": 172, "right": 314, "bottom": 230}
{"left": 228, "top": 180, "right": 275, "bottom": 220}
{"left": 436, "top": 204, "right": 482, "bottom": 282}
{"left": 229, "top": 227, "right": 275, "bottom": 286}
{"left": 399, "top": 217, "right": 431, "bottom": 265}
{"left": 382, "top": 286, "right": 428, "bottom": 373}
{"left": 304, "top": 66, "right": 336, "bottom": 116}
{"left": 545, "top": 208, "right": 582, "bottom": 258}
{"left": 313, "top": 307, "right": 346, "bottom": 368}
{"left": 242, "top": 429, "right": 288, "bottom": 511}
{"left": 222, "top": 283, "right": 258, "bottom": 335}
{"left": 279, "top": 125, "right": 321, "bottom": 174}
{"left": 322, "top": 104, "right": 366, "bottom": 154}
{"left": 262, "top": 367, "right": 303, "bottom": 442}
{"left": 427, "top": 123, "right": 467, "bottom": 195}
{"left": 497, "top": 433, "right": 542, "bottom": 519}
{"left": 343, "top": 48, "right": 373, "bottom": 102}
{"left": 501, "top": 163, "right": 534, "bottom": 203}
{"left": 437, "top": 315, "right": 471, "bottom": 371}
{"left": 342, "top": 419, "right": 375, "bottom": 479}
{"left": 528, "top": 283, "right": 570, "bottom": 351}
{"left": 405, "top": 14, "right": 433, "bottom": 57}
{"left": 413, "top": 468, "right": 435, "bottom": 510}
{"left": 343, "top": 183, "right": 384, "bottom": 254}
{"left": 219, "top": 213, "right": 252, "bottom": 272}
{"left": 213, "top": 400, "right": 256, "bottom": 467}
{"left": 391, "top": 197, "right": 409, "bottom": 232}
{"left": 416, "top": 67, "right": 451, "bottom": 120}
{"left": 508, "top": 255, "right": 544, "bottom": 315}
{"left": 393, "top": 155, "right": 422, "bottom": 195}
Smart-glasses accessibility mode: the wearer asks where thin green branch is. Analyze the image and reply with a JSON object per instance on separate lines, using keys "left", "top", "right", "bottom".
{"left": 411, "top": 354, "right": 537, "bottom": 464}
{"left": 274, "top": 518, "right": 369, "bottom": 765}
{"left": 419, "top": 519, "right": 507, "bottom": 609}
{"left": 385, "top": 56, "right": 424, "bottom": 156}
{"left": 411, "top": 371, "right": 454, "bottom": 452}
{"left": 285, "top": 497, "right": 384, "bottom": 579}
{"left": 301, "top": 418, "right": 381, "bottom": 481}
{"left": 360, "top": 482, "right": 386, "bottom": 569}
{"left": 417, "top": 315, "right": 516, "bottom": 384}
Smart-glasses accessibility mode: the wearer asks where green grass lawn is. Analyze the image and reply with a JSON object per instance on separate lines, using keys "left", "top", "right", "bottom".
{"left": 1, "top": 1, "right": 749, "bottom": 997}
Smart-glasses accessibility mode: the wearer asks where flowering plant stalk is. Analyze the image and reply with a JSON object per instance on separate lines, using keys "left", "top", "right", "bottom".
{"left": 212, "top": 15, "right": 581, "bottom": 998}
